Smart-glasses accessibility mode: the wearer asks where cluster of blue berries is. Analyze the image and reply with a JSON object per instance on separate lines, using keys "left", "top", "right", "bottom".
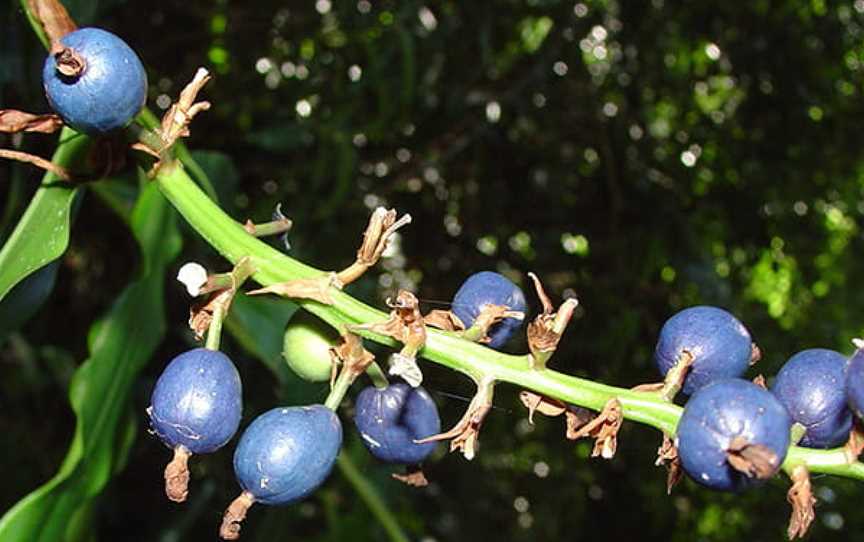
{"left": 147, "top": 270, "right": 525, "bottom": 538}
{"left": 655, "top": 305, "right": 861, "bottom": 494}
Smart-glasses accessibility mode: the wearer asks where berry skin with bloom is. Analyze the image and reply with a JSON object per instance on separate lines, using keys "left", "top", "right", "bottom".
{"left": 354, "top": 382, "right": 441, "bottom": 464}
{"left": 846, "top": 348, "right": 864, "bottom": 421}
{"left": 676, "top": 378, "right": 792, "bottom": 492}
{"left": 148, "top": 348, "right": 242, "bottom": 454}
{"left": 43, "top": 27, "right": 147, "bottom": 134}
{"left": 233, "top": 405, "right": 342, "bottom": 505}
{"left": 771, "top": 348, "right": 851, "bottom": 449}
{"left": 452, "top": 271, "right": 527, "bottom": 349}
{"left": 654, "top": 305, "right": 753, "bottom": 395}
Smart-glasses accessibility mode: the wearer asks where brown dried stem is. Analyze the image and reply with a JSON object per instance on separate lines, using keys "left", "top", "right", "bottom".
{"left": 786, "top": 465, "right": 816, "bottom": 539}
{"left": 219, "top": 491, "right": 256, "bottom": 540}
{"left": 164, "top": 445, "right": 192, "bottom": 503}
{"left": 0, "top": 110, "right": 63, "bottom": 134}
{"left": 0, "top": 148, "right": 71, "bottom": 180}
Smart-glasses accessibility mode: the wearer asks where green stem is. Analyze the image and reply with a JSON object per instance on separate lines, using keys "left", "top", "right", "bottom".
{"left": 205, "top": 299, "right": 226, "bottom": 351}
{"left": 336, "top": 453, "right": 410, "bottom": 542}
{"left": 154, "top": 161, "right": 864, "bottom": 481}
{"left": 324, "top": 367, "right": 355, "bottom": 411}
{"left": 367, "top": 362, "right": 390, "bottom": 389}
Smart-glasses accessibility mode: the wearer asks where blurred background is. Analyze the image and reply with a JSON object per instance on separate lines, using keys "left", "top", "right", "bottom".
{"left": 3, "top": 0, "right": 864, "bottom": 540}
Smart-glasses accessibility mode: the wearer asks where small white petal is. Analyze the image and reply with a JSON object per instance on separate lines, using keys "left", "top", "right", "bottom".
{"left": 177, "top": 262, "right": 208, "bottom": 296}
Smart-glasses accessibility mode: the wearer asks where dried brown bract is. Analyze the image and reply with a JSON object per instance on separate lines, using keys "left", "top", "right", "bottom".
{"left": 786, "top": 465, "right": 816, "bottom": 540}
{"left": 568, "top": 398, "right": 623, "bottom": 460}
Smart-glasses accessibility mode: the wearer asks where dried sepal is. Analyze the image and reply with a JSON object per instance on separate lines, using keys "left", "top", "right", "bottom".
{"left": 568, "top": 398, "right": 623, "bottom": 460}
{"left": 247, "top": 273, "right": 342, "bottom": 305}
{"left": 0, "top": 110, "right": 63, "bottom": 134}
{"left": 518, "top": 391, "right": 593, "bottom": 440}
{"left": 392, "top": 466, "right": 429, "bottom": 487}
{"left": 750, "top": 343, "right": 762, "bottom": 365}
{"left": 463, "top": 303, "right": 525, "bottom": 344}
{"left": 564, "top": 408, "right": 596, "bottom": 440}
{"left": 139, "top": 68, "right": 212, "bottom": 173}
{"left": 220, "top": 491, "right": 255, "bottom": 540}
{"left": 519, "top": 391, "right": 567, "bottom": 423}
{"left": 416, "top": 378, "right": 495, "bottom": 460}
{"left": 0, "top": 148, "right": 71, "bottom": 181}
{"left": 843, "top": 419, "right": 864, "bottom": 462}
{"left": 786, "top": 465, "right": 816, "bottom": 540}
{"left": 752, "top": 374, "right": 767, "bottom": 389}
{"left": 164, "top": 445, "right": 192, "bottom": 503}
{"left": 526, "top": 272, "right": 578, "bottom": 370}
{"left": 351, "top": 291, "right": 427, "bottom": 355}
{"left": 329, "top": 331, "right": 375, "bottom": 378}
{"left": 655, "top": 434, "right": 682, "bottom": 494}
{"left": 336, "top": 207, "right": 412, "bottom": 285}
{"left": 188, "top": 289, "right": 229, "bottom": 340}
{"left": 423, "top": 309, "right": 465, "bottom": 332}
{"left": 726, "top": 435, "right": 781, "bottom": 479}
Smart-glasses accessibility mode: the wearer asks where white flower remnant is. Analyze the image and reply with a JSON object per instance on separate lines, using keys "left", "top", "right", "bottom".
{"left": 177, "top": 262, "right": 208, "bottom": 296}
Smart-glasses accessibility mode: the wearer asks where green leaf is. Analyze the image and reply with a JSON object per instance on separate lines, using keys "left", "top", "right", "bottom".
{"left": 0, "top": 181, "right": 181, "bottom": 542}
{"left": 224, "top": 293, "right": 297, "bottom": 383}
{"left": 0, "top": 128, "right": 90, "bottom": 303}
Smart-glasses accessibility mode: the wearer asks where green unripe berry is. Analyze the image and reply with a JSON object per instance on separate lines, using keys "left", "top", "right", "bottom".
{"left": 282, "top": 312, "right": 336, "bottom": 382}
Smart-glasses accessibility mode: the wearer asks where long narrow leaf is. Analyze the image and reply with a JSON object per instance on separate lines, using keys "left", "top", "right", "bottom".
{"left": 0, "top": 181, "right": 181, "bottom": 541}
{"left": 0, "top": 128, "right": 89, "bottom": 302}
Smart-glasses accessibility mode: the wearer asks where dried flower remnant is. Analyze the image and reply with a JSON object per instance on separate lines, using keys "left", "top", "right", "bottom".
{"left": 337, "top": 207, "right": 412, "bottom": 285}
{"left": 567, "top": 398, "right": 623, "bottom": 460}
{"left": 786, "top": 465, "right": 816, "bottom": 539}
{"left": 526, "top": 272, "right": 578, "bottom": 370}
{"left": 655, "top": 434, "right": 682, "bottom": 494}
{"left": 417, "top": 378, "right": 495, "bottom": 460}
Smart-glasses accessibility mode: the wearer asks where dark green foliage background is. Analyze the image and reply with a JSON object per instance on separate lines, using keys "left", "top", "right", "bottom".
{"left": 2, "top": 0, "right": 864, "bottom": 540}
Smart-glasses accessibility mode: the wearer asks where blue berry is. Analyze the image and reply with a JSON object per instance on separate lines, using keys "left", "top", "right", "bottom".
{"left": 452, "top": 271, "right": 527, "bottom": 349}
{"left": 772, "top": 349, "right": 851, "bottom": 449}
{"left": 654, "top": 306, "right": 753, "bottom": 395}
{"left": 354, "top": 382, "right": 441, "bottom": 464}
{"left": 846, "top": 348, "right": 864, "bottom": 421}
{"left": 148, "top": 348, "right": 242, "bottom": 454}
{"left": 677, "top": 378, "right": 792, "bottom": 492}
{"left": 43, "top": 28, "right": 147, "bottom": 134}
{"left": 233, "top": 405, "right": 342, "bottom": 505}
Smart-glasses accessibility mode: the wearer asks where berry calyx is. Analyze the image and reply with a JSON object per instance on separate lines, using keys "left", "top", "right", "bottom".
{"left": 654, "top": 305, "right": 754, "bottom": 396}
{"left": 42, "top": 27, "right": 147, "bottom": 134}
{"left": 676, "top": 378, "right": 792, "bottom": 492}
{"left": 771, "top": 348, "right": 851, "bottom": 449}
{"left": 354, "top": 382, "right": 441, "bottom": 465}
{"left": 148, "top": 348, "right": 242, "bottom": 502}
